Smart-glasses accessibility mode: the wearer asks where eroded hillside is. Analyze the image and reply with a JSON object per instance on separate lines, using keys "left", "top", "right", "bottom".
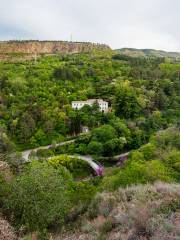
{"left": 0, "top": 41, "right": 111, "bottom": 61}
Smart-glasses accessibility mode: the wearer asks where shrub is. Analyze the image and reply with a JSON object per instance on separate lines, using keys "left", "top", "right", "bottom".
{"left": 36, "top": 148, "right": 54, "bottom": 159}
{"left": 146, "top": 160, "right": 173, "bottom": 182}
{"left": 5, "top": 161, "right": 72, "bottom": 233}
{"left": 81, "top": 221, "right": 96, "bottom": 234}
{"left": 139, "top": 143, "right": 156, "bottom": 160}
{"left": 87, "top": 194, "right": 103, "bottom": 219}
{"left": 48, "top": 154, "right": 92, "bottom": 177}
{"left": 102, "top": 160, "right": 173, "bottom": 191}
{"left": 151, "top": 127, "right": 180, "bottom": 149}
{"left": 100, "top": 219, "right": 114, "bottom": 234}
{"left": 68, "top": 181, "right": 97, "bottom": 206}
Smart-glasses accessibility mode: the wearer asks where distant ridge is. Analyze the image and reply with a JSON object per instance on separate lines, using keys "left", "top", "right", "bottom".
{"left": 116, "top": 48, "right": 180, "bottom": 59}
{"left": 0, "top": 40, "right": 111, "bottom": 58}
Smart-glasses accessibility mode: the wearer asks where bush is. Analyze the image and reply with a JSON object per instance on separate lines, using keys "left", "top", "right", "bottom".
{"left": 100, "top": 219, "right": 114, "bottom": 234}
{"left": 36, "top": 148, "right": 54, "bottom": 159}
{"left": 48, "top": 154, "right": 92, "bottom": 177}
{"left": 102, "top": 160, "right": 173, "bottom": 191}
{"left": 151, "top": 127, "right": 180, "bottom": 149}
{"left": 68, "top": 181, "right": 97, "bottom": 206}
{"left": 139, "top": 143, "right": 156, "bottom": 159}
{"left": 5, "top": 161, "right": 72, "bottom": 233}
{"left": 162, "top": 149, "right": 180, "bottom": 175}
{"left": 146, "top": 160, "right": 173, "bottom": 182}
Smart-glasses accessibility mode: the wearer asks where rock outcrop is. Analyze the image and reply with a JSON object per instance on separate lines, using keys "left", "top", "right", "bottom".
{"left": 0, "top": 40, "right": 111, "bottom": 55}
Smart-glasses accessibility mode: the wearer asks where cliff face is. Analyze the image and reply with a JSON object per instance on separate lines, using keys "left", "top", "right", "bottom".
{"left": 0, "top": 41, "right": 111, "bottom": 55}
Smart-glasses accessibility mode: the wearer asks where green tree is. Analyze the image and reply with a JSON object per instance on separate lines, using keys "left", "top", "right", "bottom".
{"left": 34, "top": 129, "right": 47, "bottom": 146}
{"left": 18, "top": 113, "right": 36, "bottom": 144}
{"left": 114, "top": 82, "right": 141, "bottom": 118}
{"left": 87, "top": 141, "right": 103, "bottom": 155}
{"left": 91, "top": 125, "right": 117, "bottom": 143}
{"left": 6, "top": 161, "right": 72, "bottom": 234}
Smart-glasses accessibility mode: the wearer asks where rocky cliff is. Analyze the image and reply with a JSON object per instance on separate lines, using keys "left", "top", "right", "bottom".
{"left": 0, "top": 40, "right": 111, "bottom": 55}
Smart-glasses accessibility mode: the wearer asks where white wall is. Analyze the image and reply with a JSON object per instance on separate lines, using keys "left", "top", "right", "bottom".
{"left": 72, "top": 100, "right": 108, "bottom": 112}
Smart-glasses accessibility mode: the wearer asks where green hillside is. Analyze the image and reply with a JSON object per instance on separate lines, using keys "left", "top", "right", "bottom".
{"left": 0, "top": 49, "right": 179, "bottom": 239}
{"left": 116, "top": 47, "right": 180, "bottom": 59}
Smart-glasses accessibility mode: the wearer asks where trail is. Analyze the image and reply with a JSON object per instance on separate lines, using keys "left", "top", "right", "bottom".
{"left": 21, "top": 141, "right": 104, "bottom": 176}
{"left": 22, "top": 141, "right": 129, "bottom": 176}
{"left": 22, "top": 140, "right": 75, "bottom": 161}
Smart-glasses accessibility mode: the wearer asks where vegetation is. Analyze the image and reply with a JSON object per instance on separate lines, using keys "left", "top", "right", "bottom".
{"left": 70, "top": 182, "right": 180, "bottom": 240}
{"left": 1, "top": 51, "right": 179, "bottom": 152}
{"left": 5, "top": 162, "right": 72, "bottom": 236}
{"left": 116, "top": 47, "right": 180, "bottom": 59}
{"left": 102, "top": 127, "right": 180, "bottom": 190}
{"left": 48, "top": 154, "right": 93, "bottom": 178}
{"left": 0, "top": 49, "right": 179, "bottom": 239}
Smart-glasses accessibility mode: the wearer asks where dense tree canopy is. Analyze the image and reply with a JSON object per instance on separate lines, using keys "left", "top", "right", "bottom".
{"left": 0, "top": 52, "right": 179, "bottom": 154}
{"left": 0, "top": 50, "right": 179, "bottom": 239}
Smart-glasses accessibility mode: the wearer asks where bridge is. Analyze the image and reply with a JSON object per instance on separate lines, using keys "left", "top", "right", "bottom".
{"left": 69, "top": 155, "right": 104, "bottom": 176}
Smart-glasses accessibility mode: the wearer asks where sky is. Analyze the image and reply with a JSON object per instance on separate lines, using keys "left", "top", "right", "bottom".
{"left": 0, "top": 0, "right": 180, "bottom": 51}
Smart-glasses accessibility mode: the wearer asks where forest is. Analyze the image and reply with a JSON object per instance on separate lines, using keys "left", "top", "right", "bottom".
{"left": 0, "top": 49, "right": 179, "bottom": 239}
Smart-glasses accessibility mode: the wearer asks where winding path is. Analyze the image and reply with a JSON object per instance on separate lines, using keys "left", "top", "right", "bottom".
{"left": 21, "top": 140, "right": 104, "bottom": 176}
{"left": 22, "top": 141, "right": 130, "bottom": 177}
{"left": 22, "top": 140, "right": 75, "bottom": 161}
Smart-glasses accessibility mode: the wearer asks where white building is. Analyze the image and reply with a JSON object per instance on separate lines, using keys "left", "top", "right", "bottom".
{"left": 72, "top": 99, "right": 108, "bottom": 112}
{"left": 82, "top": 126, "right": 89, "bottom": 133}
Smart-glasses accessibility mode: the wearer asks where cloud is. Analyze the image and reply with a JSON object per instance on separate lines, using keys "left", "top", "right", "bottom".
{"left": 0, "top": 0, "right": 180, "bottom": 51}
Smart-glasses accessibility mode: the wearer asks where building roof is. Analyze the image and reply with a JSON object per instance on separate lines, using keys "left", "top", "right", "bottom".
{"left": 72, "top": 99, "right": 107, "bottom": 104}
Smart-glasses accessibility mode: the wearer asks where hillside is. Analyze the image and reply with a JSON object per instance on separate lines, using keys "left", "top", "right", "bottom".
{"left": 116, "top": 48, "right": 180, "bottom": 59}
{"left": 1, "top": 50, "right": 179, "bottom": 152}
{"left": 0, "top": 46, "right": 179, "bottom": 240}
{"left": 0, "top": 40, "right": 111, "bottom": 61}
{"left": 57, "top": 182, "right": 180, "bottom": 240}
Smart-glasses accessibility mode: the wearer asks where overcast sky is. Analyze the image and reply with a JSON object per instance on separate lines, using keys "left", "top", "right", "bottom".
{"left": 0, "top": 0, "right": 180, "bottom": 51}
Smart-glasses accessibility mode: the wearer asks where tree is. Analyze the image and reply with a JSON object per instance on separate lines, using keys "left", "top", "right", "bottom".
{"left": 87, "top": 141, "right": 103, "bottom": 155}
{"left": 110, "top": 118, "right": 131, "bottom": 142}
{"left": 0, "top": 125, "right": 14, "bottom": 154}
{"left": 18, "top": 113, "right": 36, "bottom": 143}
{"left": 91, "top": 125, "right": 117, "bottom": 143}
{"left": 34, "top": 129, "right": 47, "bottom": 146}
{"left": 6, "top": 161, "right": 72, "bottom": 234}
{"left": 69, "top": 110, "right": 82, "bottom": 135}
{"left": 114, "top": 82, "right": 141, "bottom": 118}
